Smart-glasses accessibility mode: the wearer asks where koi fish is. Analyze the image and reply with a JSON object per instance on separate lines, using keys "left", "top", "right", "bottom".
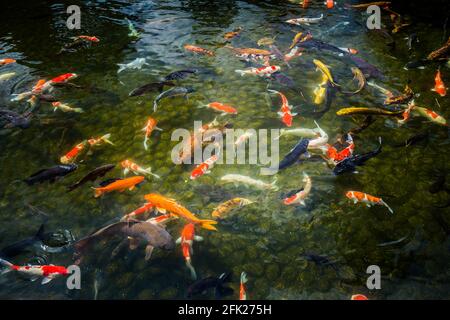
{"left": 397, "top": 101, "right": 415, "bottom": 125}
{"left": 325, "top": 0, "right": 335, "bottom": 9}
{"left": 184, "top": 44, "right": 215, "bottom": 56}
{"left": 144, "top": 193, "right": 218, "bottom": 231}
{"left": 431, "top": 69, "right": 447, "bottom": 97}
{"left": 146, "top": 213, "right": 178, "bottom": 226}
{"left": 93, "top": 176, "right": 145, "bottom": 198}
{"left": 313, "top": 59, "right": 340, "bottom": 87}
{"left": 285, "top": 46, "right": 303, "bottom": 62}
{"left": 313, "top": 74, "right": 329, "bottom": 105}
{"left": 235, "top": 65, "right": 280, "bottom": 77}
{"left": 426, "top": 36, "right": 450, "bottom": 61}
{"left": 268, "top": 89, "right": 297, "bottom": 127}
{"left": 211, "top": 198, "right": 254, "bottom": 219}
{"left": 0, "top": 258, "right": 68, "bottom": 284}
{"left": 117, "top": 58, "right": 148, "bottom": 73}
{"left": 278, "top": 139, "right": 310, "bottom": 170}
{"left": 341, "top": 67, "right": 366, "bottom": 95}
{"left": 276, "top": 127, "right": 320, "bottom": 140}
{"left": 333, "top": 138, "right": 382, "bottom": 175}
{"left": 290, "top": 32, "right": 305, "bottom": 49}
{"left": 60, "top": 141, "right": 89, "bottom": 164}
{"left": 225, "top": 45, "right": 272, "bottom": 56}
{"left": 164, "top": 69, "right": 197, "bottom": 81}
{"left": 326, "top": 134, "right": 355, "bottom": 163}
{"left": 413, "top": 106, "right": 447, "bottom": 126}
{"left": 0, "top": 72, "right": 16, "bottom": 82}
{"left": 67, "top": 164, "right": 115, "bottom": 192}
{"left": 190, "top": 154, "right": 219, "bottom": 180}
{"left": 121, "top": 203, "right": 154, "bottom": 221}
{"left": 384, "top": 85, "right": 414, "bottom": 105}
{"left": 283, "top": 172, "right": 312, "bottom": 206}
{"left": 235, "top": 131, "right": 254, "bottom": 147}
{"left": 87, "top": 133, "right": 114, "bottom": 147}
{"left": 153, "top": 86, "right": 195, "bottom": 112}
{"left": 351, "top": 294, "right": 369, "bottom": 300}
{"left": 220, "top": 174, "right": 278, "bottom": 191}
{"left": 176, "top": 223, "right": 203, "bottom": 280}
{"left": 121, "top": 159, "right": 160, "bottom": 179}
{"left": 52, "top": 101, "right": 84, "bottom": 113}
{"left": 224, "top": 27, "right": 242, "bottom": 40}
{"left": 24, "top": 164, "right": 77, "bottom": 185}
{"left": 286, "top": 14, "right": 324, "bottom": 26}
{"left": 0, "top": 58, "right": 16, "bottom": 66}
{"left": 200, "top": 102, "right": 238, "bottom": 115}
{"left": 142, "top": 117, "right": 162, "bottom": 150}
{"left": 336, "top": 107, "right": 404, "bottom": 118}
{"left": 346, "top": 191, "right": 394, "bottom": 214}
{"left": 129, "top": 81, "right": 174, "bottom": 96}
{"left": 240, "top": 272, "right": 248, "bottom": 300}
{"left": 126, "top": 18, "right": 140, "bottom": 38}
{"left": 257, "top": 36, "right": 276, "bottom": 47}
{"left": 308, "top": 121, "right": 328, "bottom": 149}
{"left": 75, "top": 35, "right": 99, "bottom": 42}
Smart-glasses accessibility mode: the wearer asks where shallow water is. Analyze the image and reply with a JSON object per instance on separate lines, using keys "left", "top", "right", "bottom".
{"left": 0, "top": 0, "right": 449, "bottom": 299}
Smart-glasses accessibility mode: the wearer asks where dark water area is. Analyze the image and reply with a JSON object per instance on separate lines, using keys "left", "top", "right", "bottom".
{"left": 0, "top": 1, "right": 449, "bottom": 299}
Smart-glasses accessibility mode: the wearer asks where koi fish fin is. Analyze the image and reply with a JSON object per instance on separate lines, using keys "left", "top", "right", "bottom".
{"left": 143, "top": 137, "right": 148, "bottom": 151}
{"left": 186, "top": 259, "right": 197, "bottom": 280}
{"left": 240, "top": 271, "right": 248, "bottom": 284}
{"left": 194, "top": 235, "right": 204, "bottom": 242}
{"left": 175, "top": 237, "right": 181, "bottom": 245}
{"left": 155, "top": 126, "right": 163, "bottom": 131}
{"left": 144, "top": 167, "right": 160, "bottom": 179}
{"left": 144, "top": 245, "right": 154, "bottom": 261}
{"left": 199, "top": 219, "right": 218, "bottom": 231}
{"left": 0, "top": 258, "right": 14, "bottom": 269}
{"left": 41, "top": 277, "right": 53, "bottom": 285}
{"left": 93, "top": 188, "right": 103, "bottom": 198}
{"left": 101, "top": 134, "right": 114, "bottom": 145}
{"left": 381, "top": 200, "right": 394, "bottom": 214}
{"left": 156, "top": 207, "right": 167, "bottom": 214}
{"left": 153, "top": 100, "right": 158, "bottom": 112}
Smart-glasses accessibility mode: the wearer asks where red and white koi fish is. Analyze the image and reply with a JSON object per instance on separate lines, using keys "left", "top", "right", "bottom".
{"left": 268, "top": 89, "right": 297, "bottom": 127}
{"left": 190, "top": 153, "right": 220, "bottom": 180}
{"left": 235, "top": 65, "right": 280, "bottom": 77}
{"left": 414, "top": 106, "right": 447, "bottom": 126}
{"left": 74, "top": 35, "right": 100, "bottom": 42}
{"left": 235, "top": 131, "right": 254, "bottom": 147}
{"left": 240, "top": 272, "right": 248, "bottom": 300}
{"left": 351, "top": 294, "right": 368, "bottom": 300}
{"left": 12, "top": 73, "right": 78, "bottom": 101}
{"left": 0, "top": 258, "right": 68, "bottom": 285}
{"left": 52, "top": 101, "right": 84, "bottom": 113}
{"left": 60, "top": 141, "right": 89, "bottom": 164}
{"left": 326, "top": 134, "right": 355, "bottom": 163}
{"left": 346, "top": 191, "right": 394, "bottom": 214}
{"left": 283, "top": 172, "right": 312, "bottom": 206}
{"left": 87, "top": 133, "right": 114, "bottom": 147}
{"left": 431, "top": 69, "right": 447, "bottom": 97}
{"left": 200, "top": 102, "right": 238, "bottom": 115}
{"left": 142, "top": 117, "right": 162, "bottom": 150}
{"left": 121, "top": 203, "right": 155, "bottom": 221}
{"left": 176, "top": 223, "right": 203, "bottom": 280}
{"left": 121, "top": 159, "right": 160, "bottom": 179}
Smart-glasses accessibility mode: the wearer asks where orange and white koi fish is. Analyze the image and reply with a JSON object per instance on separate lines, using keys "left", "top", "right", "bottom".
{"left": 60, "top": 141, "right": 89, "bottom": 164}
{"left": 414, "top": 106, "right": 447, "bottom": 126}
{"left": 283, "top": 172, "right": 312, "bottom": 206}
{"left": 176, "top": 223, "right": 203, "bottom": 280}
{"left": 87, "top": 133, "right": 114, "bottom": 147}
{"left": 142, "top": 117, "right": 162, "bottom": 150}
{"left": 93, "top": 176, "right": 144, "bottom": 198}
{"left": 326, "top": 134, "right": 355, "bottom": 163}
{"left": 121, "top": 159, "right": 160, "bottom": 179}
{"left": 0, "top": 258, "right": 68, "bottom": 285}
{"left": 351, "top": 294, "right": 368, "bottom": 300}
{"left": 338, "top": 47, "right": 358, "bottom": 55}
{"left": 284, "top": 46, "right": 303, "bottom": 62}
{"left": 431, "top": 69, "right": 447, "bottom": 97}
{"left": 235, "top": 65, "right": 280, "bottom": 77}
{"left": 268, "top": 89, "right": 297, "bottom": 127}
{"left": 397, "top": 101, "right": 415, "bottom": 125}
{"left": 235, "top": 131, "right": 254, "bottom": 147}
{"left": 121, "top": 203, "right": 155, "bottom": 221}
{"left": 0, "top": 58, "right": 16, "bottom": 66}
{"left": 144, "top": 193, "right": 218, "bottom": 231}
{"left": 346, "top": 191, "right": 394, "bottom": 214}
{"left": 190, "top": 154, "right": 219, "bottom": 180}
{"left": 200, "top": 102, "right": 238, "bottom": 115}
{"left": 325, "top": 0, "right": 335, "bottom": 9}
{"left": 52, "top": 101, "right": 84, "bottom": 113}
{"left": 240, "top": 272, "right": 248, "bottom": 300}
{"left": 74, "top": 35, "right": 100, "bottom": 42}
{"left": 184, "top": 44, "right": 215, "bottom": 56}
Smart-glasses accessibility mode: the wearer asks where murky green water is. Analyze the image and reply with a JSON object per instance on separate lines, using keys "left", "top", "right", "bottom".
{"left": 0, "top": 0, "right": 449, "bottom": 299}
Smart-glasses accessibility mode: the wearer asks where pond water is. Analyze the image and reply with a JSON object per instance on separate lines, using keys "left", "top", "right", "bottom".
{"left": 0, "top": 0, "right": 449, "bottom": 299}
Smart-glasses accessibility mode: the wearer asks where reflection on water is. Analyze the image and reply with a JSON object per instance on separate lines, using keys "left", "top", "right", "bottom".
{"left": 0, "top": 1, "right": 449, "bottom": 299}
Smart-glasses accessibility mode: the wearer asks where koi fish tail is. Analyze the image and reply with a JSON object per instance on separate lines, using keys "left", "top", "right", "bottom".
{"left": 235, "top": 70, "right": 247, "bottom": 76}
{"left": 144, "top": 167, "right": 160, "bottom": 179}
{"left": 93, "top": 187, "right": 103, "bottom": 198}
{"left": 153, "top": 100, "right": 158, "bottom": 112}
{"left": 240, "top": 271, "right": 248, "bottom": 285}
{"left": 0, "top": 258, "right": 14, "bottom": 274}
{"left": 186, "top": 258, "right": 197, "bottom": 280}
{"left": 11, "top": 91, "right": 32, "bottom": 102}
{"left": 101, "top": 134, "right": 114, "bottom": 145}
{"left": 380, "top": 200, "right": 394, "bottom": 214}
{"left": 198, "top": 219, "right": 218, "bottom": 231}
{"left": 143, "top": 136, "right": 148, "bottom": 151}
{"left": 74, "top": 108, "right": 84, "bottom": 113}
{"left": 267, "top": 89, "right": 279, "bottom": 95}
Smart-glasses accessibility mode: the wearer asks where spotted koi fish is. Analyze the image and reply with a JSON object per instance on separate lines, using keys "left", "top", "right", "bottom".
{"left": 346, "top": 191, "right": 393, "bottom": 214}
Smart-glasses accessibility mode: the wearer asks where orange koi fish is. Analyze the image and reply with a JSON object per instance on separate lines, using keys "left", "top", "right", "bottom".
{"left": 346, "top": 191, "right": 393, "bottom": 214}
{"left": 142, "top": 117, "right": 162, "bottom": 150}
{"left": 201, "top": 102, "right": 238, "bottom": 115}
{"left": 240, "top": 272, "right": 248, "bottom": 300}
{"left": 326, "top": 134, "right": 355, "bottom": 163}
{"left": 144, "top": 193, "right": 218, "bottom": 231}
{"left": 0, "top": 58, "right": 16, "bottom": 66}
{"left": 75, "top": 35, "right": 100, "bottom": 42}
{"left": 325, "top": 0, "right": 335, "bottom": 9}
{"left": 431, "top": 69, "right": 447, "bottom": 97}
{"left": 60, "top": 141, "right": 89, "bottom": 164}
{"left": 351, "top": 294, "right": 368, "bottom": 300}
{"left": 176, "top": 223, "right": 203, "bottom": 280}
{"left": 184, "top": 44, "right": 215, "bottom": 56}
{"left": 93, "top": 176, "right": 144, "bottom": 198}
